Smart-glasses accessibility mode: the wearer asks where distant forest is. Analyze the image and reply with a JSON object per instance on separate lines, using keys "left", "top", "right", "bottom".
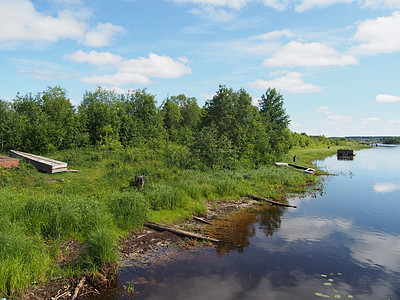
{"left": 346, "top": 136, "right": 400, "bottom": 145}
{"left": 1, "top": 85, "right": 347, "bottom": 168}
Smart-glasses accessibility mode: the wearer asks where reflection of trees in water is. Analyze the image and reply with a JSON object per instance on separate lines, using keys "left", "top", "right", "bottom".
{"left": 207, "top": 206, "right": 285, "bottom": 255}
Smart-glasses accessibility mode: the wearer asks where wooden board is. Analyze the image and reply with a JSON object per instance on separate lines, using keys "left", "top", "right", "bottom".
{"left": 10, "top": 150, "right": 67, "bottom": 173}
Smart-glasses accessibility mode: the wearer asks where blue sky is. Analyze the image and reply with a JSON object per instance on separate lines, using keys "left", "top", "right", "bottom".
{"left": 1, "top": 0, "right": 399, "bottom": 137}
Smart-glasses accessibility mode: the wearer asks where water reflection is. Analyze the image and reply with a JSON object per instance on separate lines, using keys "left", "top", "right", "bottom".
{"left": 205, "top": 206, "right": 285, "bottom": 255}
{"left": 106, "top": 146, "right": 400, "bottom": 299}
{"left": 373, "top": 182, "right": 400, "bottom": 193}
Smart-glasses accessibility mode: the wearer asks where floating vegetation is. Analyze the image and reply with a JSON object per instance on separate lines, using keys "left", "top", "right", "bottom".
{"left": 315, "top": 273, "right": 354, "bottom": 299}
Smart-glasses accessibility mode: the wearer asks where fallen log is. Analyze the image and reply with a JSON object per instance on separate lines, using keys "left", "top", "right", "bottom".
{"left": 246, "top": 194, "right": 297, "bottom": 208}
{"left": 193, "top": 216, "right": 213, "bottom": 225}
{"left": 144, "top": 221, "right": 221, "bottom": 243}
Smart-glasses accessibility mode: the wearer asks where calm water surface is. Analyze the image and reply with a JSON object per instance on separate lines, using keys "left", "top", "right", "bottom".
{"left": 103, "top": 146, "right": 400, "bottom": 299}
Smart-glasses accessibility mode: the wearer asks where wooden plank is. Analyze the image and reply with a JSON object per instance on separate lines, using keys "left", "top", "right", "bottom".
{"left": 10, "top": 150, "right": 67, "bottom": 173}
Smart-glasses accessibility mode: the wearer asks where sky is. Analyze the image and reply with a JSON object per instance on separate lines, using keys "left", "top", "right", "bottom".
{"left": 0, "top": 0, "right": 399, "bottom": 137}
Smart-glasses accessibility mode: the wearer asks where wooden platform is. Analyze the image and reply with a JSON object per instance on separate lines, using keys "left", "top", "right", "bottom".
{"left": 10, "top": 150, "right": 67, "bottom": 173}
{"left": 0, "top": 155, "right": 19, "bottom": 168}
{"left": 337, "top": 149, "right": 355, "bottom": 157}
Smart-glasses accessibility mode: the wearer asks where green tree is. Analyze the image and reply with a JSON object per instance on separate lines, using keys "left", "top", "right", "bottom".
{"left": 119, "top": 89, "right": 163, "bottom": 147}
{"left": 259, "top": 88, "right": 290, "bottom": 157}
{"left": 0, "top": 100, "right": 12, "bottom": 152}
{"left": 161, "top": 98, "right": 182, "bottom": 142}
{"left": 78, "top": 87, "right": 121, "bottom": 146}
{"left": 39, "top": 86, "right": 77, "bottom": 150}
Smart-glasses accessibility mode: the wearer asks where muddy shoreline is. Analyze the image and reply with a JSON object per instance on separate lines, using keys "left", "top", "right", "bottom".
{"left": 22, "top": 198, "right": 261, "bottom": 299}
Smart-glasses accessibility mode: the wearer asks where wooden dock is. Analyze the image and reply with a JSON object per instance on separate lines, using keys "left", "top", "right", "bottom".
{"left": 10, "top": 150, "right": 67, "bottom": 173}
{"left": 275, "top": 162, "right": 316, "bottom": 175}
{"left": 337, "top": 149, "right": 355, "bottom": 157}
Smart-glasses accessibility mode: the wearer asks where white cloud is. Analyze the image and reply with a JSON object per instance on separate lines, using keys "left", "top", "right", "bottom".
{"left": 362, "top": 0, "right": 400, "bottom": 10}
{"left": 360, "top": 117, "right": 380, "bottom": 123}
{"left": 82, "top": 23, "right": 126, "bottom": 47}
{"left": 248, "top": 72, "right": 322, "bottom": 93}
{"left": 170, "top": 0, "right": 252, "bottom": 9}
{"left": 263, "top": 41, "right": 358, "bottom": 68}
{"left": 171, "top": 0, "right": 400, "bottom": 11}
{"left": 327, "top": 114, "right": 352, "bottom": 122}
{"left": 375, "top": 94, "right": 400, "bottom": 103}
{"left": 75, "top": 52, "right": 192, "bottom": 86}
{"left": 352, "top": 12, "right": 400, "bottom": 55}
{"left": 294, "top": 0, "right": 355, "bottom": 12}
{"left": 257, "top": 29, "right": 295, "bottom": 40}
{"left": 189, "top": 5, "right": 237, "bottom": 22}
{"left": 262, "top": 0, "right": 292, "bottom": 11}
{"left": 316, "top": 106, "right": 332, "bottom": 113}
{"left": 389, "top": 119, "right": 400, "bottom": 124}
{"left": 0, "top": 0, "right": 124, "bottom": 47}
{"left": 66, "top": 50, "right": 123, "bottom": 66}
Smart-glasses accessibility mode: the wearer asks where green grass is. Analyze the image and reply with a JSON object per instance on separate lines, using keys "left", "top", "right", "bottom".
{"left": 0, "top": 142, "right": 367, "bottom": 297}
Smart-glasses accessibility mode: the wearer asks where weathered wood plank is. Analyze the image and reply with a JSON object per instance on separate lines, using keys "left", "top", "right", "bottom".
{"left": 10, "top": 150, "right": 67, "bottom": 173}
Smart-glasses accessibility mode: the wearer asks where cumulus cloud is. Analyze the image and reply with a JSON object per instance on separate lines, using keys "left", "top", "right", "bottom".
{"left": 375, "top": 94, "right": 400, "bottom": 103}
{"left": 248, "top": 72, "right": 322, "bottom": 93}
{"left": 170, "top": 0, "right": 252, "bottom": 9}
{"left": 257, "top": 29, "right": 295, "bottom": 40}
{"left": 352, "top": 12, "right": 400, "bottom": 55}
{"left": 294, "top": 0, "right": 355, "bottom": 12}
{"left": 263, "top": 41, "right": 358, "bottom": 68}
{"left": 82, "top": 23, "right": 126, "bottom": 47}
{"left": 362, "top": 0, "right": 400, "bottom": 9}
{"left": 66, "top": 50, "right": 123, "bottom": 66}
{"left": 69, "top": 51, "right": 192, "bottom": 86}
{"left": 389, "top": 119, "right": 400, "bottom": 124}
{"left": 0, "top": 0, "right": 124, "bottom": 47}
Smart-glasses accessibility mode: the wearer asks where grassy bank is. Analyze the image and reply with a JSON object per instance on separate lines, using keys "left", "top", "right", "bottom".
{"left": 0, "top": 143, "right": 366, "bottom": 298}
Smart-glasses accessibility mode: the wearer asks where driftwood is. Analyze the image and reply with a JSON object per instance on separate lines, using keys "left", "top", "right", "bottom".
{"left": 144, "top": 221, "right": 221, "bottom": 243}
{"left": 71, "top": 277, "right": 86, "bottom": 300}
{"left": 246, "top": 194, "right": 297, "bottom": 208}
{"left": 193, "top": 216, "right": 213, "bottom": 225}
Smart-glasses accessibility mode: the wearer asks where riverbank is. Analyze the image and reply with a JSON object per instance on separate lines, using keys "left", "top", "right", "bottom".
{"left": 0, "top": 144, "right": 367, "bottom": 299}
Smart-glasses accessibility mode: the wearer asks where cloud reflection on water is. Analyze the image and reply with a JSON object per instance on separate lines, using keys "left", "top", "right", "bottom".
{"left": 373, "top": 182, "right": 400, "bottom": 193}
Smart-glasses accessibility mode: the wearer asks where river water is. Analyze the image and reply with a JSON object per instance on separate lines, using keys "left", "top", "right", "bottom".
{"left": 103, "top": 146, "right": 400, "bottom": 299}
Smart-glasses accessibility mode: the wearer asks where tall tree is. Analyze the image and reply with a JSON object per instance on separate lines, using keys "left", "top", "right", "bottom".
{"left": 259, "top": 88, "right": 290, "bottom": 156}
{"left": 79, "top": 87, "right": 121, "bottom": 146}
{"left": 39, "top": 86, "right": 77, "bottom": 150}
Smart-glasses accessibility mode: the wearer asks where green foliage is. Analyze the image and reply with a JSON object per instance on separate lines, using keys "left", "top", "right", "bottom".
{"left": 108, "top": 192, "right": 149, "bottom": 230}
{"left": 84, "top": 226, "right": 118, "bottom": 267}
{"left": 383, "top": 136, "right": 400, "bottom": 144}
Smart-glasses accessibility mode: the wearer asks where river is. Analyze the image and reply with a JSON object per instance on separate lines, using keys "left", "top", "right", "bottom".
{"left": 101, "top": 145, "right": 400, "bottom": 299}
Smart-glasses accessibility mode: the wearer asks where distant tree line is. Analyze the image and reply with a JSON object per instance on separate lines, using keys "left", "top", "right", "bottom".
{"left": 382, "top": 137, "right": 400, "bottom": 144}
{"left": 0, "top": 85, "right": 341, "bottom": 168}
